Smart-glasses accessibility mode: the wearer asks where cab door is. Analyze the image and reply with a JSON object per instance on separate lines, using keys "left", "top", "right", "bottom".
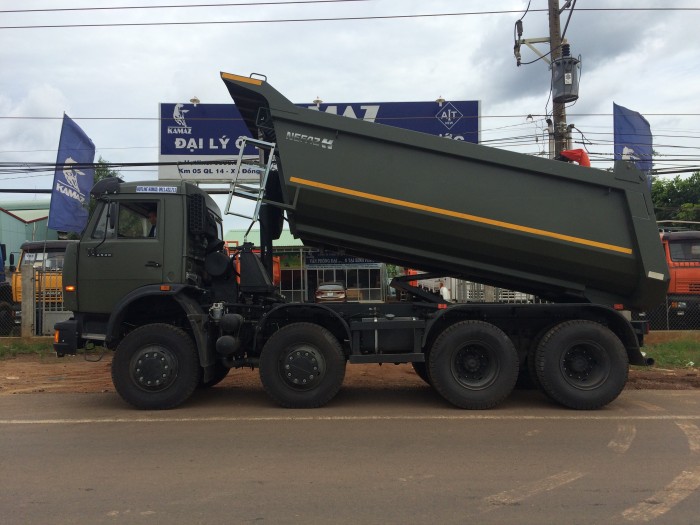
{"left": 77, "top": 199, "right": 164, "bottom": 314}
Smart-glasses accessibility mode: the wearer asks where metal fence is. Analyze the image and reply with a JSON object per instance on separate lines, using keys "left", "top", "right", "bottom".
{"left": 0, "top": 268, "right": 72, "bottom": 337}
{"left": 634, "top": 298, "right": 700, "bottom": 331}
{"left": 35, "top": 269, "right": 72, "bottom": 336}
{"left": 453, "top": 281, "right": 547, "bottom": 304}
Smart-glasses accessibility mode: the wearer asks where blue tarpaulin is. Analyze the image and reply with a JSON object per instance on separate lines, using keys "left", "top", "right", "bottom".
{"left": 48, "top": 114, "right": 95, "bottom": 232}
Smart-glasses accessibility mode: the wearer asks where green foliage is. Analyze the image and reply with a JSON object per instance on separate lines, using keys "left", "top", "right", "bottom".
{"left": 91, "top": 157, "right": 120, "bottom": 215}
{"left": 652, "top": 172, "right": 700, "bottom": 221}
{"left": 641, "top": 340, "right": 700, "bottom": 369}
{"left": 0, "top": 339, "right": 54, "bottom": 359}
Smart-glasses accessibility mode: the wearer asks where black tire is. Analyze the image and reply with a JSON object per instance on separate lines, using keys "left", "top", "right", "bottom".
{"left": 522, "top": 326, "right": 553, "bottom": 391}
{"left": 199, "top": 362, "right": 230, "bottom": 389}
{"left": 428, "top": 321, "right": 519, "bottom": 409}
{"left": 0, "top": 302, "right": 13, "bottom": 336}
{"left": 259, "top": 323, "right": 346, "bottom": 408}
{"left": 112, "top": 324, "right": 200, "bottom": 410}
{"left": 411, "top": 361, "right": 432, "bottom": 386}
{"left": 535, "top": 320, "right": 628, "bottom": 410}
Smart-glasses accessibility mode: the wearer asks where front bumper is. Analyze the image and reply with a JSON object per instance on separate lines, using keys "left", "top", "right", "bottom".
{"left": 54, "top": 319, "right": 79, "bottom": 356}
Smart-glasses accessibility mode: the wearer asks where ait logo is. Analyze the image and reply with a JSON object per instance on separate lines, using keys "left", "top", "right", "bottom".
{"left": 436, "top": 102, "right": 463, "bottom": 130}
{"left": 167, "top": 103, "right": 192, "bottom": 135}
{"left": 55, "top": 157, "right": 86, "bottom": 204}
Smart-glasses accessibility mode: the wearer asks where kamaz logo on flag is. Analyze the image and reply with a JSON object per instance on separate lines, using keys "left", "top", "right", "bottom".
{"left": 167, "top": 103, "right": 192, "bottom": 135}
{"left": 54, "top": 157, "right": 87, "bottom": 204}
{"left": 285, "top": 131, "right": 334, "bottom": 150}
{"left": 48, "top": 114, "right": 95, "bottom": 233}
{"left": 436, "top": 103, "right": 463, "bottom": 131}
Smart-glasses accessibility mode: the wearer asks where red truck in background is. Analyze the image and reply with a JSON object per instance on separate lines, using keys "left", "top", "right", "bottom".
{"left": 638, "top": 223, "right": 700, "bottom": 329}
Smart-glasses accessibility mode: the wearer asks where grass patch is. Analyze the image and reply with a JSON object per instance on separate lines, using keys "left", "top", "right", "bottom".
{"left": 0, "top": 338, "right": 55, "bottom": 359}
{"left": 642, "top": 339, "right": 700, "bottom": 369}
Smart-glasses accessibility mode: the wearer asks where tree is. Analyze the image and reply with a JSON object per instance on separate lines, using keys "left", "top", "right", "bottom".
{"left": 651, "top": 172, "right": 700, "bottom": 222}
{"left": 90, "top": 157, "right": 120, "bottom": 215}
{"left": 66, "top": 157, "right": 120, "bottom": 239}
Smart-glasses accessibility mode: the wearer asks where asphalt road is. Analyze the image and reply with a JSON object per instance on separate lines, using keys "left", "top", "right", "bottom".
{"left": 2, "top": 386, "right": 700, "bottom": 525}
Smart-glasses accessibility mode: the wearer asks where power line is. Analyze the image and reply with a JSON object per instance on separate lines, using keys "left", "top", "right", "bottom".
{"left": 3, "top": 7, "right": 699, "bottom": 31}
{"left": 2, "top": 10, "right": 542, "bottom": 30}
{"left": 0, "top": 0, "right": 372, "bottom": 14}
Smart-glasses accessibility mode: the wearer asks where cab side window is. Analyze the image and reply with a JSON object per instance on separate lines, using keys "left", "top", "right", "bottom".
{"left": 90, "top": 203, "right": 116, "bottom": 239}
{"left": 118, "top": 202, "right": 158, "bottom": 238}
{"left": 90, "top": 201, "right": 158, "bottom": 239}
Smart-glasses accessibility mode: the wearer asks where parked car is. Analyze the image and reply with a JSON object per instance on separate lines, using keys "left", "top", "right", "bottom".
{"left": 315, "top": 282, "right": 347, "bottom": 303}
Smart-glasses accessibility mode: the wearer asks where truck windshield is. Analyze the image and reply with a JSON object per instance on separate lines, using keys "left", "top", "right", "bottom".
{"left": 669, "top": 240, "right": 700, "bottom": 262}
{"left": 22, "top": 252, "right": 65, "bottom": 270}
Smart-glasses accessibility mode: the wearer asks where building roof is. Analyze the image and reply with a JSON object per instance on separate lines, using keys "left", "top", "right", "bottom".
{"left": 0, "top": 199, "right": 51, "bottom": 211}
{"left": 3, "top": 209, "right": 48, "bottom": 223}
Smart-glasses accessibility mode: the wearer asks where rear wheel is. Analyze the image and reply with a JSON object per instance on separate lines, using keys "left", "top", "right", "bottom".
{"left": 411, "top": 361, "right": 432, "bottom": 386}
{"left": 112, "top": 324, "right": 200, "bottom": 410}
{"left": 259, "top": 323, "right": 346, "bottom": 408}
{"left": 428, "top": 321, "right": 519, "bottom": 409}
{"left": 535, "top": 320, "right": 628, "bottom": 410}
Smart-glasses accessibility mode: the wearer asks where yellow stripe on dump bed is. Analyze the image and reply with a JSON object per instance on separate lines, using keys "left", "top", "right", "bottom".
{"left": 221, "top": 72, "right": 263, "bottom": 85}
{"left": 289, "top": 176, "right": 634, "bottom": 255}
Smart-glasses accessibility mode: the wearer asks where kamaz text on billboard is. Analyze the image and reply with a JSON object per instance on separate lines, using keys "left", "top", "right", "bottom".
{"left": 158, "top": 100, "right": 480, "bottom": 181}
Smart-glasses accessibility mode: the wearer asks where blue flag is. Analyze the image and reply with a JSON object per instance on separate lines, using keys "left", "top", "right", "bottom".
{"left": 613, "top": 103, "right": 653, "bottom": 174}
{"left": 48, "top": 114, "right": 96, "bottom": 232}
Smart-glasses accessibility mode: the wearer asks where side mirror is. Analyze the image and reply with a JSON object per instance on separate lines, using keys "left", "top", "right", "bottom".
{"left": 107, "top": 202, "right": 117, "bottom": 230}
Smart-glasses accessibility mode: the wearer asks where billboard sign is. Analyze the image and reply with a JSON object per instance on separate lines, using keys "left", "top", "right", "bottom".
{"left": 159, "top": 100, "right": 480, "bottom": 181}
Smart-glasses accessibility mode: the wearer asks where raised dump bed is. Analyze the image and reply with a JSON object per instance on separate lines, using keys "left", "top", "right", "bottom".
{"left": 221, "top": 72, "right": 668, "bottom": 311}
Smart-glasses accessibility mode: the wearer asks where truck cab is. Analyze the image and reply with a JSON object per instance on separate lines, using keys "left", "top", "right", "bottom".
{"left": 59, "top": 177, "right": 227, "bottom": 348}
{"left": 659, "top": 229, "right": 700, "bottom": 327}
{"left": 11, "top": 240, "right": 72, "bottom": 306}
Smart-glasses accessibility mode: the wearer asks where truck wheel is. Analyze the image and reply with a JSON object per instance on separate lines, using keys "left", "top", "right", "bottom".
{"left": 523, "top": 326, "right": 552, "bottom": 391}
{"left": 0, "top": 303, "right": 13, "bottom": 336}
{"left": 428, "top": 321, "right": 519, "bottom": 409}
{"left": 259, "top": 323, "right": 346, "bottom": 408}
{"left": 412, "top": 361, "right": 432, "bottom": 386}
{"left": 535, "top": 320, "right": 628, "bottom": 410}
{"left": 112, "top": 324, "right": 200, "bottom": 410}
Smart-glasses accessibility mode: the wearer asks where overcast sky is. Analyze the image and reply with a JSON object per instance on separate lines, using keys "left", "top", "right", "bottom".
{"left": 1, "top": 0, "right": 698, "bottom": 230}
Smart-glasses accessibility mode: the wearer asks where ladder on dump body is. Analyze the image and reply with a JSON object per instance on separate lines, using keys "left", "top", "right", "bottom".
{"left": 224, "top": 137, "right": 276, "bottom": 239}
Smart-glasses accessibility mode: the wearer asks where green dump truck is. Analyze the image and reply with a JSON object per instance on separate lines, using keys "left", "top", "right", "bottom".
{"left": 54, "top": 72, "right": 669, "bottom": 411}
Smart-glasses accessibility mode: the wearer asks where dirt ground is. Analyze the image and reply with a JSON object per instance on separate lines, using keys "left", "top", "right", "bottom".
{"left": 1, "top": 347, "right": 699, "bottom": 396}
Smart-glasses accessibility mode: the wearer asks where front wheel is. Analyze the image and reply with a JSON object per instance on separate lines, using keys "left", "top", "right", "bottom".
{"left": 259, "top": 323, "right": 346, "bottom": 408}
{"left": 112, "top": 324, "right": 200, "bottom": 410}
{"left": 535, "top": 320, "right": 628, "bottom": 410}
{"left": 428, "top": 321, "right": 519, "bottom": 409}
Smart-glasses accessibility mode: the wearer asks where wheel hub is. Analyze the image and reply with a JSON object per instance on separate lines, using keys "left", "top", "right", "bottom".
{"left": 131, "top": 347, "right": 177, "bottom": 392}
{"left": 282, "top": 346, "right": 325, "bottom": 390}
{"left": 452, "top": 344, "right": 497, "bottom": 389}
{"left": 560, "top": 342, "right": 609, "bottom": 389}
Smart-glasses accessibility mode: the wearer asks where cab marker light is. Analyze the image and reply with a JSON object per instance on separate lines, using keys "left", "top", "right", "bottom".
{"left": 65, "top": 285, "right": 76, "bottom": 292}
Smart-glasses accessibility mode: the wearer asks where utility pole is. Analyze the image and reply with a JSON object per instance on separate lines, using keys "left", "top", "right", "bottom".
{"left": 548, "top": 0, "right": 567, "bottom": 157}
{"left": 514, "top": 0, "right": 580, "bottom": 159}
